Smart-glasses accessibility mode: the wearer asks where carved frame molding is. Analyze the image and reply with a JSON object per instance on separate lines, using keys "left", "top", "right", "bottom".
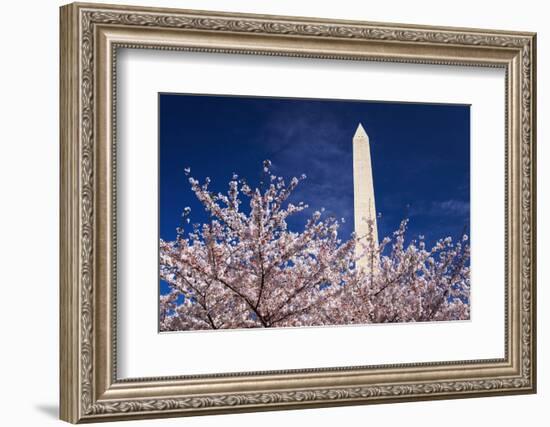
{"left": 60, "top": 2, "right": 536, "bottom": 423}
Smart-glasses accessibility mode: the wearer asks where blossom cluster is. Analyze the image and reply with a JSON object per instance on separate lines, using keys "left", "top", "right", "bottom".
{"left": 160, "top": 162, "right": 470, "bottom": 331}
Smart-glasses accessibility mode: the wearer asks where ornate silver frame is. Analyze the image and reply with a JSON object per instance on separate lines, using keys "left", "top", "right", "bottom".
{"left": 60, "top": 2, "right": 536, "bottom": 423}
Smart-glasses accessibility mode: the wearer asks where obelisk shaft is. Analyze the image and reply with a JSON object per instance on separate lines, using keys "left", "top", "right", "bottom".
{"left": 352, "top": 123, "right": 378, "bottom": 272}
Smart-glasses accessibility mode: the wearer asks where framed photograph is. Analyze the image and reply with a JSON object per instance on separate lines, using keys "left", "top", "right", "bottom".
{"left": 60, "top": 2, "right": 537, "bottom": 423}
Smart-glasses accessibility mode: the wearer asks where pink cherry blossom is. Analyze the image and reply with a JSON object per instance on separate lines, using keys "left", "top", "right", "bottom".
{"left": 160, "top": 162, "right": 470, "bottom": 331}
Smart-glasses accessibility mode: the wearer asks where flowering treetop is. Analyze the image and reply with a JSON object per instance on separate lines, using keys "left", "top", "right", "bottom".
{"left": 160, "top": 161, "right": 470, "bottom": 331}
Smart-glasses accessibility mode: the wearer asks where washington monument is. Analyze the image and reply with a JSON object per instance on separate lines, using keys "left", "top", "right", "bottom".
{"left": 352, "top": 123, "right": 378, "bottom": 271}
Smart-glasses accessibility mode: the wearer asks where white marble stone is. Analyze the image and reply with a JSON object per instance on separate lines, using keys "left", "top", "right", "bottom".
{"left": 352, "top": 123, "right": 378, "bottom": 271}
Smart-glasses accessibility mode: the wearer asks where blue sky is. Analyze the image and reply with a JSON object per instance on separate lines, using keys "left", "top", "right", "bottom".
{"left": 159, "top": 93, "right": 470, "bottom": 265}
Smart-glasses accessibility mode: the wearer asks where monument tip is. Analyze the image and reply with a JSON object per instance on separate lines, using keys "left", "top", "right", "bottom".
{"left": 354, "top": 122, "right": 368, "bottom": 139}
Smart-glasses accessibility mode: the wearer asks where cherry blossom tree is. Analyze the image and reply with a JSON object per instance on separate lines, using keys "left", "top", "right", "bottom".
{"left": 159, "top": 161, "right": 470, "bottom": 331}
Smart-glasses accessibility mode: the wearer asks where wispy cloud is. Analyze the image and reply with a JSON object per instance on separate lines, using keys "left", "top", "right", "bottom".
{"left": 253, "top": 105, "right": 356, "bottom": 236}
{"left": 409, "top": 199, "right": 470, "bottom": 218}
{"left": 433, "top": 200, "right": 470, "bottom": 216}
